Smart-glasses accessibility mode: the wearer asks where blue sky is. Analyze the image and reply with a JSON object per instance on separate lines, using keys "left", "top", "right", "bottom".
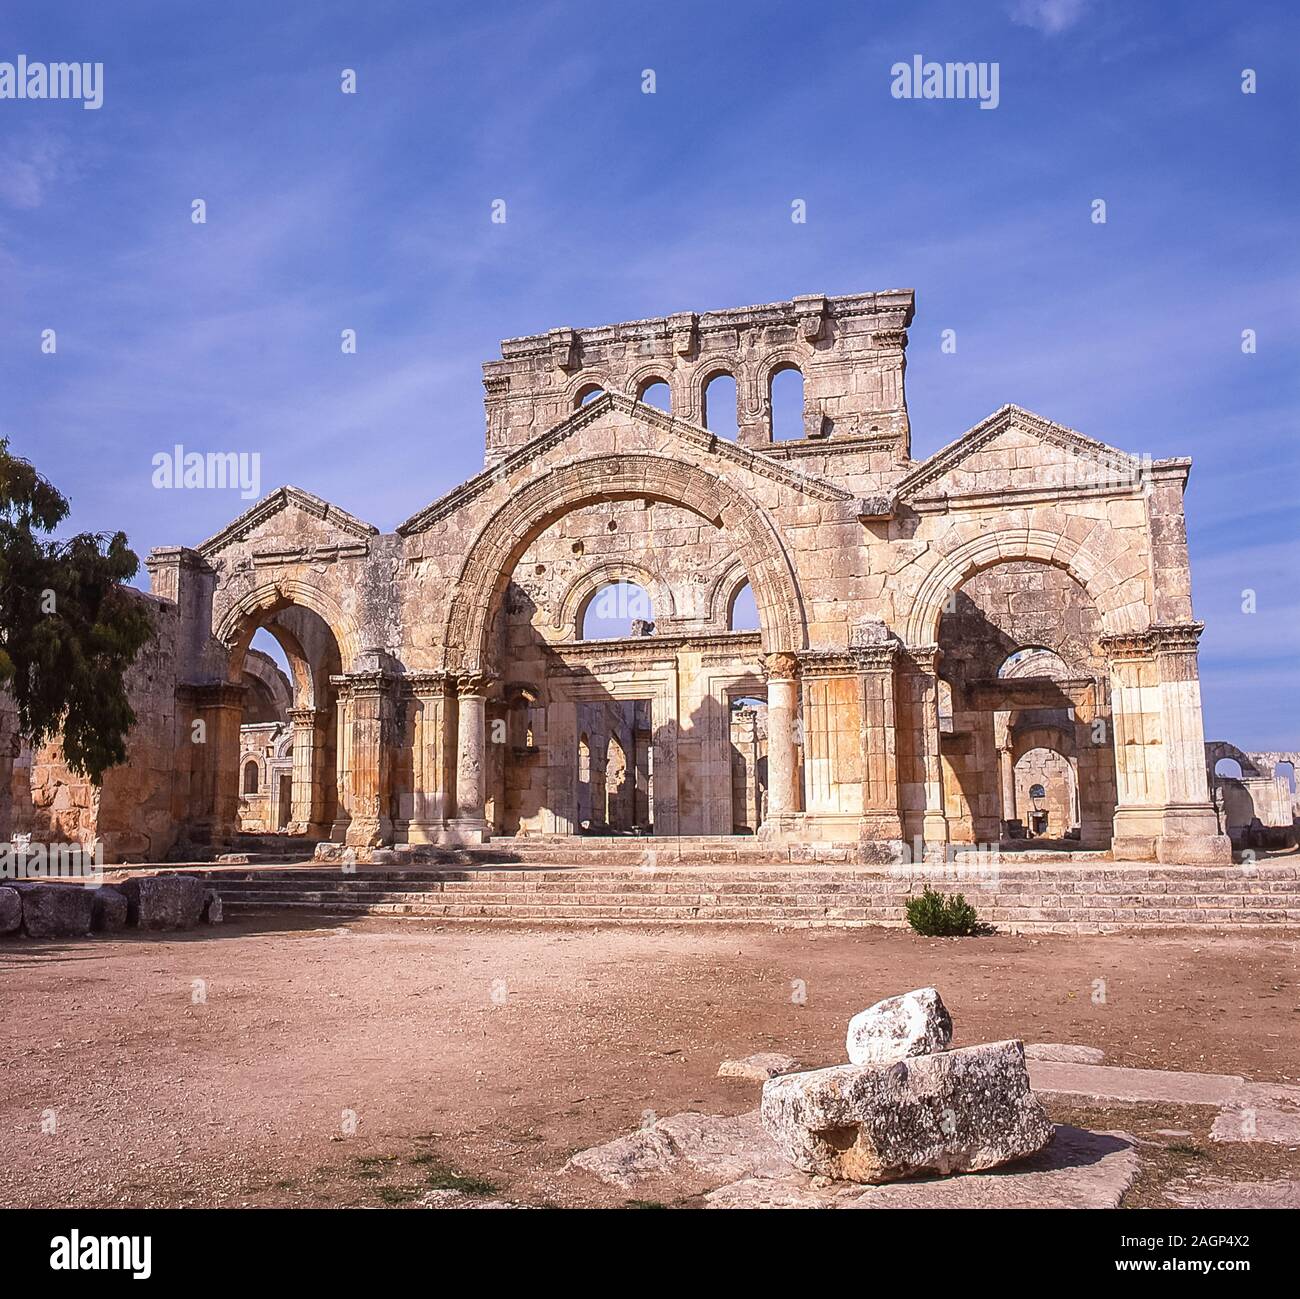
{"left": 1, "top": 0, "right": 1296, "bottom": 746}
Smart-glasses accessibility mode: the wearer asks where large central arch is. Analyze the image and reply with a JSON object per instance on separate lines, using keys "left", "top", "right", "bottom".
{"left": 442, "top": 453, "right": 806, "bottom": 673}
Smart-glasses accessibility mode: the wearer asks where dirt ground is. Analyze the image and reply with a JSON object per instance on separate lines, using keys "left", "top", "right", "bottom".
{"left": 1, "top": 918, "right": 1296, "bottom": 1208}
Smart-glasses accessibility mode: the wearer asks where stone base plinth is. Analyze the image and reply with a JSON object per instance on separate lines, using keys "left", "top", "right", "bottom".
{"left": 1156, "top": 833, "right": 1233, "bottom": 865}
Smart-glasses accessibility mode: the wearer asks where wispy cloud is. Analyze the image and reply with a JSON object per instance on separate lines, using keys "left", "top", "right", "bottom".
{"left": 0, "top": 127, "right": 80, "bottom": 209}
{"left": 1010, "top": 0, "right": 1091, "bottom": 36}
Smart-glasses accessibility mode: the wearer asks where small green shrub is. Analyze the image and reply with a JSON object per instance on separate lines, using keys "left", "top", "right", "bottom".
{"left": 906, "top": 888, "right": 987, "bottom": 937}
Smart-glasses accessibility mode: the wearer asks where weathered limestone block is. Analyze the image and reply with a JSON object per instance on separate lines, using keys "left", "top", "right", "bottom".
{"left": 202, "top": 888, "right": 224, "bottom": 924}
{"left": 118, "top": 874, "right": 207, "bottom": 929}
{"left": 760, "top": 1040, "right": 1054, "bottom": 1183}
{"left": 91, "top": 885, "right": 129, "bottom": 932}
{"left": 718, "top": 1053, "right": 803, "bottom": 1082}
{"left": 846, "top": 986, "right": 952, "bottom": 1065}
{"left": 16, "top": 883, "right": 95, "bottom": 938}
{"left": 0, "top": 886, "right": 21, "bottom": 934}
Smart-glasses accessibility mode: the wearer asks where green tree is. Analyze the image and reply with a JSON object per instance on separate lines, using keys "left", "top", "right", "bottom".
{"left": 0, "top": 438, "right": 153, "bottom": 782}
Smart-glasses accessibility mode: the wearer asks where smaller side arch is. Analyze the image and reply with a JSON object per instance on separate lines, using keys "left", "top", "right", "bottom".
{"left": 214, "top": 578, "right": 363, "bottom": 676}
{"left": 905, "top": 528, "right": 1137, "bottom": 647}
{"left": 705, "top": 559, "right": 754, "bottom": 629}
{"left": 553, "top": 560, "right": 677, "bottom": 638}
{"left": 566, "top": 374, "right": 614, "bottom": 409}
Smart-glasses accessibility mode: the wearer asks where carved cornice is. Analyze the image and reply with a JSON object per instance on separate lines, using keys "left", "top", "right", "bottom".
{"left": 1099, "top": 622, "right": 1204, "bottom": 661}
{"left": 490, "top": 291, "right": 915, "bottom": 362}
{"left": 798, "top": 645, "right": 900, "bottom": 676}
{"left": 402, "top": 671, "right": 454, "bottom": 698}
{"left": 330, "top": 670, "right": 397, "bottom": 699}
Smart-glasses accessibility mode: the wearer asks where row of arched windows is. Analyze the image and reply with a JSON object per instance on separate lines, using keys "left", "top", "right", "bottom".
{"left": 575, "top": 367, "right": 806, "bottom": 441}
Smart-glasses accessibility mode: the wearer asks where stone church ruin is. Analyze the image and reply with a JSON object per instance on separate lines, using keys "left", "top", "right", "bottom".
{"left": 3, "top": 289, "right": 1270, "bottom": 869}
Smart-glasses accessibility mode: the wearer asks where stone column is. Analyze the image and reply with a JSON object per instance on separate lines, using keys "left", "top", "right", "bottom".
{"left": 760, "top": 653, "right": 801, "bottom": 833}
{"left": 330, "top": 686, "right": 352, "bottom": 842}
{"left": 403, "top": 673, "right": 455, "bottom": 843}
{"left": 913, "top": 646, "right": 949, "bottom": 851}
{"left": 544, "top": 696, "right": 577, "bottom": 835}
{"left": 1101, "top": 623, "right": 1229, "bottom": 863}
{"left": 338, "top": 669, "right": 396, "bottom": 849}
{"left": 993, "top": 711, "right": 1016, "bottom": 835}
{"left": 191, "top": 682, "right": 246, "bottom": 845}
{"left": 451, "top": 672, "right": 492, "bottom": 842}
{"left": 286, "top": 707, "right": 330, "bottom": 838}
{"left": 856, "top": 640, "right": 903, "bottom": 842}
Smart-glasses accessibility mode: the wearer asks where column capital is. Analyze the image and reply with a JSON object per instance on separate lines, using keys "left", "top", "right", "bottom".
{"left": 331, "top": 669, "right": 397, "bottom": 699}
{"left": 763, "top": 652, "right": 801, "bottom": 682}
{"left": 186, "top": 681, "right": 248, "bottom": 711}
{"left": 403, "top": 670, "right": 454, "bottom": 698}
{"left": 456, "top": 671, "right": 495, "bottom": 698}
{"left": 288, "top": 706, "right": 328, "bottom": 725}
{"left": 906, "top": 643, "right": 943, "bottom": 675}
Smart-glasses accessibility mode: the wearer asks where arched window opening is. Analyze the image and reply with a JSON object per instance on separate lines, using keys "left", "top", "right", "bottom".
{"left": 242, "top": 760, "right": 260, "bottom": 795}
{"left": 1215, "top": 758, "right": 1244, "bottom": 780}
{"left": 702, "top": 372, "right": 738, "bottom": 439}
{"left": 580, "top": 581, "right": 654, "bottom": 640}
{"left": 575, "top": 383, "right": 605, "bottom": 408}
{"left": 769, "top": 366, "right": 805, "bottom": 441}
{"left": 1276, "top": 760, "right": 1296, "bottom": 794}
{"left": 638, "top": 379, "right": 671, "bottom": 411}
{"left": 728, "top": 581, "right": 760, "bottom": 631}
{"left": 998, "top": 647, "right": 1073, "bottom": 680}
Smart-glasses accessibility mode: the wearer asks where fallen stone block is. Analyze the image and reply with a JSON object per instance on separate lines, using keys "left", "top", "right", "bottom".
{"left": 761, "top": 1039, "right": 1053, "bottom": 1184}
{"left": 15, "top": 883, "right": 95, "bottom": 938}
{"left": 1028, "top": 1059, "right": 1244, "bottom": 1107}
{"left": 705, "top": 1127, "right": 1136, "bottom": 1209}
{"left": 1164, "top": 1175, "right": 1300, "bottom": 1209}
{"left": 566, "top": 1110, "right": 789, "bottom": 1191}
{"left": 0, "top": 886, "right": 21, "bottom": 935}
{"left": 1025, "top": 1043, "right": 1105, "bottom": 1065}
{"left": 118, "top": 875, "right": 207, "bottom": 930}
{"left": 202, "top": 889, "right": 224, "bottom": 924}
{"left": 1210, "top": 1083, "right": 1300, "bottom": 1146}
{"left": 91, "top": 886, "right": 129, "bottom": 932}
{"left": 846, "top": 986, "right": 952, "bottom": 1066}
{"left": 718, "top": 1052, "right": 802, "bottom": 1082}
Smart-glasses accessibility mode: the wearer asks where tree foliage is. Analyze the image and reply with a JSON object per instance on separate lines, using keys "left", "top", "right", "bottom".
{"left": 0, "top": 439, "right": 154, "bottom": 782}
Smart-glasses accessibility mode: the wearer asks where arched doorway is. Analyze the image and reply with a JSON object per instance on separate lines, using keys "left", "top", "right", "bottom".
{"left": 930, "top": 560, "right": 1116, "bottom": 849}
{"left": 200, "top": 591, "right": 352, "bottom": 847}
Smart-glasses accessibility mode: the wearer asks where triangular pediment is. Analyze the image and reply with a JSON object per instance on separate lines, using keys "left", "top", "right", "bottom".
{"left": 895, "top": 405, "right": 1142, "bottom": 502}
{"left": 198, "top": 485, "right": 379, "bottom": 559}
{"left": 398, "top": 391, "right": 855, "bottom": 535}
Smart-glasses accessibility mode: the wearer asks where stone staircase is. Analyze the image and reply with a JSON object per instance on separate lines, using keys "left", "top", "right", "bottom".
{"left": 131, "top": 854, "right": 1300, "bottom": 932}
{"left": 170, "top": 864, "right": 914, "bottom": 926}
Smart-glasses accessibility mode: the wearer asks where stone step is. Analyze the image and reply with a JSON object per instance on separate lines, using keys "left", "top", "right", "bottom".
{"left": 123, "top": 861, "right": 1300, "bottom": 932}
